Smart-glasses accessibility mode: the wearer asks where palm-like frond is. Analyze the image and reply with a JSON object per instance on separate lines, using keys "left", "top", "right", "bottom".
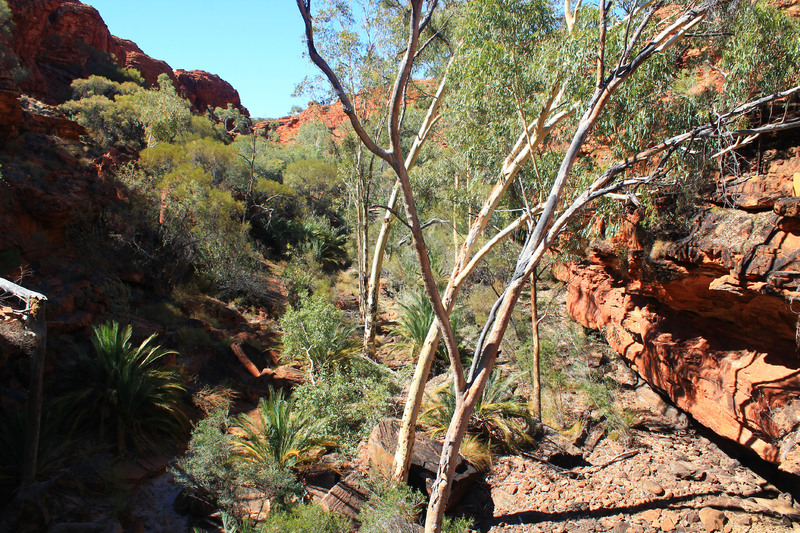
{"left": 419, "top": 369, "right": 536, "bottom": 454}
{"left": 58, "top": 321, "right": 187, "bottom": 452}
{"left": 395, "top": 288, "right": 437, "bottom": 358}
{"left": 232, "top": 390, "right": 334, "bottom": 469}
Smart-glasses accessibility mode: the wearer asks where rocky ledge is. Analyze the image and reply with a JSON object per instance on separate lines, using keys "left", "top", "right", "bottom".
{"left": 556, "top": 146, "right": 800, "bottom": 477}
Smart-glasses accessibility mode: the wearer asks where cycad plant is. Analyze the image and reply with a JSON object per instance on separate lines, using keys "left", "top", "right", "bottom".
{"left": 394, "top": 287, "right": 466, "bottom": 372}
{"left": 395, "top": 288, "right": 436, "bottom": 359}
{"left": 420, "top": 369, "right": 537, "bottom": 456}
{"left": 59, "top": 321, "right": 187, "bottom": 453}
{"left": 231, "top": 390, "right": 334, "bottom": 469}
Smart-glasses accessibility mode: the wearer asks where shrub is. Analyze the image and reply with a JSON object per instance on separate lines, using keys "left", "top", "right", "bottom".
{"left": 173, "top": 409, "right": 301, "bottom": 518}
{"left": 231, "top": 390, "right": 334, "bottom": 469}
{"left": 58, "top": 321, "right": 187, "bottom": 452}
{"left": 293, "top": 367, "right": 398, "bottom": 457}
{"left": 420, "top": 369, "right": 536, "bottom": 455}
{"left": 580, "top": 373, "right": 636, "bottom": 442}
{"left": 280, "top": 293, "right": 356, "bottom": 372}
{"left": 256, "top": 503, "right": 350, "bottom": 533}
{"left": 59, "top": 93, "right": 143, "bottom": 148}
{"left": 281, "top": 255, "right": 319, "bottom": 308}
{"left": 359, "top": 482, "right": 473, "bottom": 533}
{"left": 358, "top": 481, "right": 424, "bottom": 533}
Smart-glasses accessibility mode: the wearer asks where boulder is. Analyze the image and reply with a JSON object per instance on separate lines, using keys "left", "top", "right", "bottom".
{"left": 175, "top": 69, "right": 247, "bottom": 115}
{"left": 5, "top": 0, "right": 246, "bottom": 112}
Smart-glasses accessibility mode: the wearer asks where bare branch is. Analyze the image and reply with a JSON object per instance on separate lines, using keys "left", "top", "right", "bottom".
{"left": 295, "top": 0, "right": 390, "bottom": 161}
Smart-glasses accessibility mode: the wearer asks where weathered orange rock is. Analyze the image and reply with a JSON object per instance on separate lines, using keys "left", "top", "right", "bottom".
{"left": 175, "top": 69, "right": 247, "bottom": 115}
{"left": 0, "top": 75, "right": 22, "bottom": 140}
{"left": 256, "top": 82, "right": 435, "bottom": 144}
{"left": 6, "top": 0, "right": 245, "bottom": 112}
{"left": 557, "top": 161, "right": 800, "bottom": 475}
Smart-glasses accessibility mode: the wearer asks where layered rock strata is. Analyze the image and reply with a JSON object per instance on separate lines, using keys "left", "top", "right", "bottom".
{"left": 557, "top": 147, "right": 800, "bottom": 476}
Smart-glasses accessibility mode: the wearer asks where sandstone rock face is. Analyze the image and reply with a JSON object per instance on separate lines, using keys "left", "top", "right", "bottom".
{"left": 255, "top": 83, "right": 434, "bottom": 143}
{"left": 0, "top": 75, "right": 22, "bottom": 140}
{"left": 175, "top": 69, "right": 247, "bottom": 114}
{"left": 254, "top": 99, "right": 358, "bottom": 144}
{"left": 6, "top": 0, "right": 243, "bottom": 111}
{"left": 556, "top": 147, "right": 800, "bottom": 476}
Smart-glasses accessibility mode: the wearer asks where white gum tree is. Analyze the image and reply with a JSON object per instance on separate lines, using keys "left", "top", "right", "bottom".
{"left": 297, "top": 0, "right": 800, "bottom": 530}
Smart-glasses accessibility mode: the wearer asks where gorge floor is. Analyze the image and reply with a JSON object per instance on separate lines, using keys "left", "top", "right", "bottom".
{"left": 474, "top": 392, "right": 798, "bottom": 533}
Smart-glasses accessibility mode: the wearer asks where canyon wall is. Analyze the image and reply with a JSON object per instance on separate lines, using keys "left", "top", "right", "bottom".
{"left": 5, "top": 0, "right": 245, "bottom": 113}
{"left": 557, "top": 145, "right": 800, "bottom": 476}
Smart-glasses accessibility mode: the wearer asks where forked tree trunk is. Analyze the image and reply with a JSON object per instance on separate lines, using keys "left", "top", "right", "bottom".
{"left": 424, "top": 5, "right": 712, "bottom": 530}
{"left": 298, "top": 0, "right": 463, "bottom": 377}
{"left": 362, "top": 68, "right": 450, "bottom": 357}
{"left": 392, "top": 83, "right": 571, "bottom": 482}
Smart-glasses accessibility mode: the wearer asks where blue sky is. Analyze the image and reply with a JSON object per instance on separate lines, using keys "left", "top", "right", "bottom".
{"left": 83, "top": 1, "right": 317, "bottom": 119}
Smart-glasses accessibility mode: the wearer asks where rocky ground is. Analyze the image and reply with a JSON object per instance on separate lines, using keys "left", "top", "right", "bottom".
{"left": 475, "top": 389, "right": 799, "bottom": 533}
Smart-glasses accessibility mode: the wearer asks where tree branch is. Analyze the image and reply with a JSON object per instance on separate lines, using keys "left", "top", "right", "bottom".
{"left": 296, "top": 0, "right": 390, "bottom": 161}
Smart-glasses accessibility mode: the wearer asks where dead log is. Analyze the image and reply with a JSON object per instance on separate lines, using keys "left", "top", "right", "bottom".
{"left": 319, "top": 472, "right": 370, "bottom": 522}
{"left": 232, "top": 342, "right": 261, "bottom": 378}
{"left": 231, "top": 342, "right": 306, "bottom": 386}
{"left": 259, "top": 365, "right": 305, "bottom": 385}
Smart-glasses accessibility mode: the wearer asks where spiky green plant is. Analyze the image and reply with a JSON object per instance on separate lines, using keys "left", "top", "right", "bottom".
{"left": 420, "top": 369, "right": 537, "bottom": 454}
{"left": 395, "top": 288, "right": 436, "bottom": 359}
{"left": 393, "top": 287, "right": 468, "bottom": 372}
{"left": 58, "top": 321, "right": 187, "bottom": 453}
{"left": 231, "top": 390, "right": 334, "bottom": 469}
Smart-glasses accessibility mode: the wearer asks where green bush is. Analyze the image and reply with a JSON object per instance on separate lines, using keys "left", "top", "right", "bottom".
{"left": 58, "top": 321, "right": 187, "bottom": 452}
{"left": 358, "top": 481, "right": 423, "bottom": 533}
{"left": 280, "top": 293, "right": 356, "bottom": 372}
{"left": 173, "top": 409, "right": 301, "bottom": 518}
{"left": 256, "top": 503, "right": 350, "bottom": 533}
{"left": 359, "top": 482, "right": 474, "bottom": 533}
{"left": 293, "top": 367, "right": 398, "bottom": 456}
{"left": 59, "top": 92, "right": 143, "bottom": 148}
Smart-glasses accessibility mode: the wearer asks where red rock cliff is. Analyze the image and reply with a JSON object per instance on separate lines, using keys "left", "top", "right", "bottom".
{"left": 5, "top": 0, "right": 245, "bottom": 112}
{"left": 175, "top": 69, "right": 248, "bottom": 115}
{"left": 557, "top": 144, "right": 800, "bottom": 476}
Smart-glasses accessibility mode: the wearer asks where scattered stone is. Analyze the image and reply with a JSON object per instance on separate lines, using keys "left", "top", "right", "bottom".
{"left": 698, "top": 508, "right": 726, "bottom": 532}
{"left": 661, "top": 510, "right": 678, "bottom": 532}
{"left": 642, "top": 480, "right": 665, "bottom": 496}
{"left": 613, "top": 522, "right": 629, "bottom": 533}
{"left": 640, "top": 509, "right": 661, "bottom": 523}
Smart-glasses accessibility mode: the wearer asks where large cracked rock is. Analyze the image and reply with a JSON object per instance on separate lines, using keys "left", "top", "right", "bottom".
{"left": 556, "top": 154, "right": 800, "bottom": 476}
